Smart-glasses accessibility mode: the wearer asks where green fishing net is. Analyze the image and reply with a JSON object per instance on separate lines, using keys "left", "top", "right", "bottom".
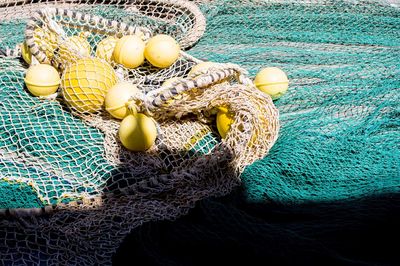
{"left": 1, "top": 0, "right": 399, "bottom": 264}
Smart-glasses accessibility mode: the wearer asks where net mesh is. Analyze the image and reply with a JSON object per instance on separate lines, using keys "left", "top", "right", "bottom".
{"left": 0, "top": 0, "right": 280, "bottom": 264}
{"left": 1, "top": 0, "right": 399, "bottom": 264}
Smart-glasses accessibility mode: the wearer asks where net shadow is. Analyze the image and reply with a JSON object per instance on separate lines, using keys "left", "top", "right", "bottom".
{"left": 0, "top": 140, "right": 239, "bottom": 265}
{"left": 113, "top": 190, "right": 400, "bottom": 265}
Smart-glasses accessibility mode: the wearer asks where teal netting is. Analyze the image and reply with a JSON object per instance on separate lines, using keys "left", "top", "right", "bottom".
{"left": 189, "top": 0, "right": 400, "bottom": 203}
{"left": 1, "top": 0, "right": 399, "bottom": 264}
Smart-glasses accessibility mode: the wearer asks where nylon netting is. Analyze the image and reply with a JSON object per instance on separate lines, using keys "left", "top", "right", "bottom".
{"left": 1, "top": 0, "right": 399, "bottom": 265}
{"left": 0, "top": 0, "right": 281, "bottom": 264}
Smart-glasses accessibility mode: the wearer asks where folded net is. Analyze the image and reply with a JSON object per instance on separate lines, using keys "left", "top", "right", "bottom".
{"left": 0, "top": 1, "right": 279, "bottom": 264}
{"left": 1, "top": 0, "right": 399, "bottom": 264}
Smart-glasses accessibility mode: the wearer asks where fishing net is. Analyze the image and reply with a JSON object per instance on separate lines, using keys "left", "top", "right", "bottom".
{"left": 1, "top": 0, "right": 399, "bottom": 265}
{"left": 0, "top": 0, "right": 279, "bottom": 264}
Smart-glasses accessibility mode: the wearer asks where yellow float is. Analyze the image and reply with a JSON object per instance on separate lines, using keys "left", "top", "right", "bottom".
{"left": 24, "top": 64, "right": 60, "bottom": 96}
{"left": 56, "top": 34, "right": 91, "bottom": 64}
{"left": 188, "top": 61, "right": 229, "bottom": 85}
{"left": 188, "top": 61, "right": 219, "bottom": 76}
{"left": 216, "top": 107, "right": 234, "bottom": 139}
{"left": 105, "top": 82, "right": 140, "bottom": 119}
{"left": 161, "top": 77, "right": 181, "bottom": 88}
{"left": 119, "top": 113, "right": 158, "bottom": 151}
{"left": 216, "top": 106, "right": 259, "bottom": 146}
{"left": 21, "top": 42, "right": 33, "bottom": 65}
{"left": 96, "top": 36, "right": 118, "bottom": 63}
{"left": 254, "top": 67, "right": 289, "bottom": 100}
{"left": 61, "top": 58, "right": 117, "bottom": 113}
{"left": 113, "top": 35, "right": 145, "bottom": 69}
{"left": 160, "top": 77, "right": 184, "bottom": 106}
{"left": 144, "top": 34, "right": 180, "bottom": 68}
{"left": 21, "top": 28, "right": 59, "bottom": 65}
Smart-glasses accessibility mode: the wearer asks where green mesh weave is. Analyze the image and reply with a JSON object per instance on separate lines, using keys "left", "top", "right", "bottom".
{"left": 0, "top": 0, "right": 399, "bottom": 264}
{"left": 1, "top": 0, "right": 399, "bottom": 207}
{"left": 189, "top": 0, "right": 400, "bottom": 203}
{"left": 0, "top": 58, "right": 115, "bottom": 207}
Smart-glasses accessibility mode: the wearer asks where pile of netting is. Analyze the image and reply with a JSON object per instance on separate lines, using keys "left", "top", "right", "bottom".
{"left": 0, "top": 0, "right": 280, "bottom": 264}
{"left": 1, "top": 0, "right": 399, "bottom": 264}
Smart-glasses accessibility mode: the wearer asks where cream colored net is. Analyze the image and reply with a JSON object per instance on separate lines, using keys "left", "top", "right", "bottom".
{"left": 0, "top": 1, "right": 278, "bottom": 264}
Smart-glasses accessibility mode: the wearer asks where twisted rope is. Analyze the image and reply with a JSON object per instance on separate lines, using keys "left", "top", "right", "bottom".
{"left": 0, "top": 0, "right": 207, "bottom": 57}
{"left": 25, "top": 8, "right": 152, "bottom": 64}
{"left": 0, "top": 1, "right": 279, "bottom": 219}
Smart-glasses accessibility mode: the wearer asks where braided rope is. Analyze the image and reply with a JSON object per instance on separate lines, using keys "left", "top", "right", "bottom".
{"left": 0, "top": 1, "right": 279, "bottom": 218}
{"left": 25, "top": 8, "right": 152, "bottom": 64}
{"left": 144, "top": 62, "right": 250, "bottom": 111}
{"left": 0, "top": 0, "right": 206, "bottom": 56}
{"left": 142, "top": 0, "right": 207, "bottom": 49}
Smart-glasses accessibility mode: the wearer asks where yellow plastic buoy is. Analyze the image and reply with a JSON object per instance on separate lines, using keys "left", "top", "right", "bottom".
{"left": 105, "top": 82, "right": 140, "bottom": 119}
{"left": 119, "top": 113, "right": 157, "bottom": 151}
{"left": 22, "top": 28, "right": 59, "bottom": 65}
{"left": 161, "top": 77, "right": 181, "bottom": 88}
{"left": 38, "top": 29, "right": 59, "bottom": 62}
{"left": 216, "top": 107, "right": 234, "bottom": 139}
{"left": 57, "top": 35, "right": 91, "bottom": 64}
{"left": 24, "top": 64, "right": 60, "bottom": 96}
{"left": 188, "top": 61, "right": 229, "bottom": 85}
{"left": 188, "top": 61, "right": 219, "bottom": 76}
{"left": 21, "top": 42, "right": 32, "bottom": 65}
{"left": 61, "top": 58, "right": 118, "bottom": 113}
{"left": 144, "top": 34, "right": 180, "bottom": 68}
{"left": 113, "top": 35, "right": 145, "bottom": 69}
{"left": 160, "top": 77, "right": 183, "bottom": 105}
{"left": 216, "top": 107, "right": 258, "bottom": 146}
{"left": 96, "top": 36, "right": 118, "bottom": 62}
{"left": 254, "top": 67, "right": 289, "bottom": 100}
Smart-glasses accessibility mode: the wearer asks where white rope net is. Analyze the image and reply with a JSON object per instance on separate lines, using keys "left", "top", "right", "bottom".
{"left": 0, "top": 1, "right": 279, "bottom": 264}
